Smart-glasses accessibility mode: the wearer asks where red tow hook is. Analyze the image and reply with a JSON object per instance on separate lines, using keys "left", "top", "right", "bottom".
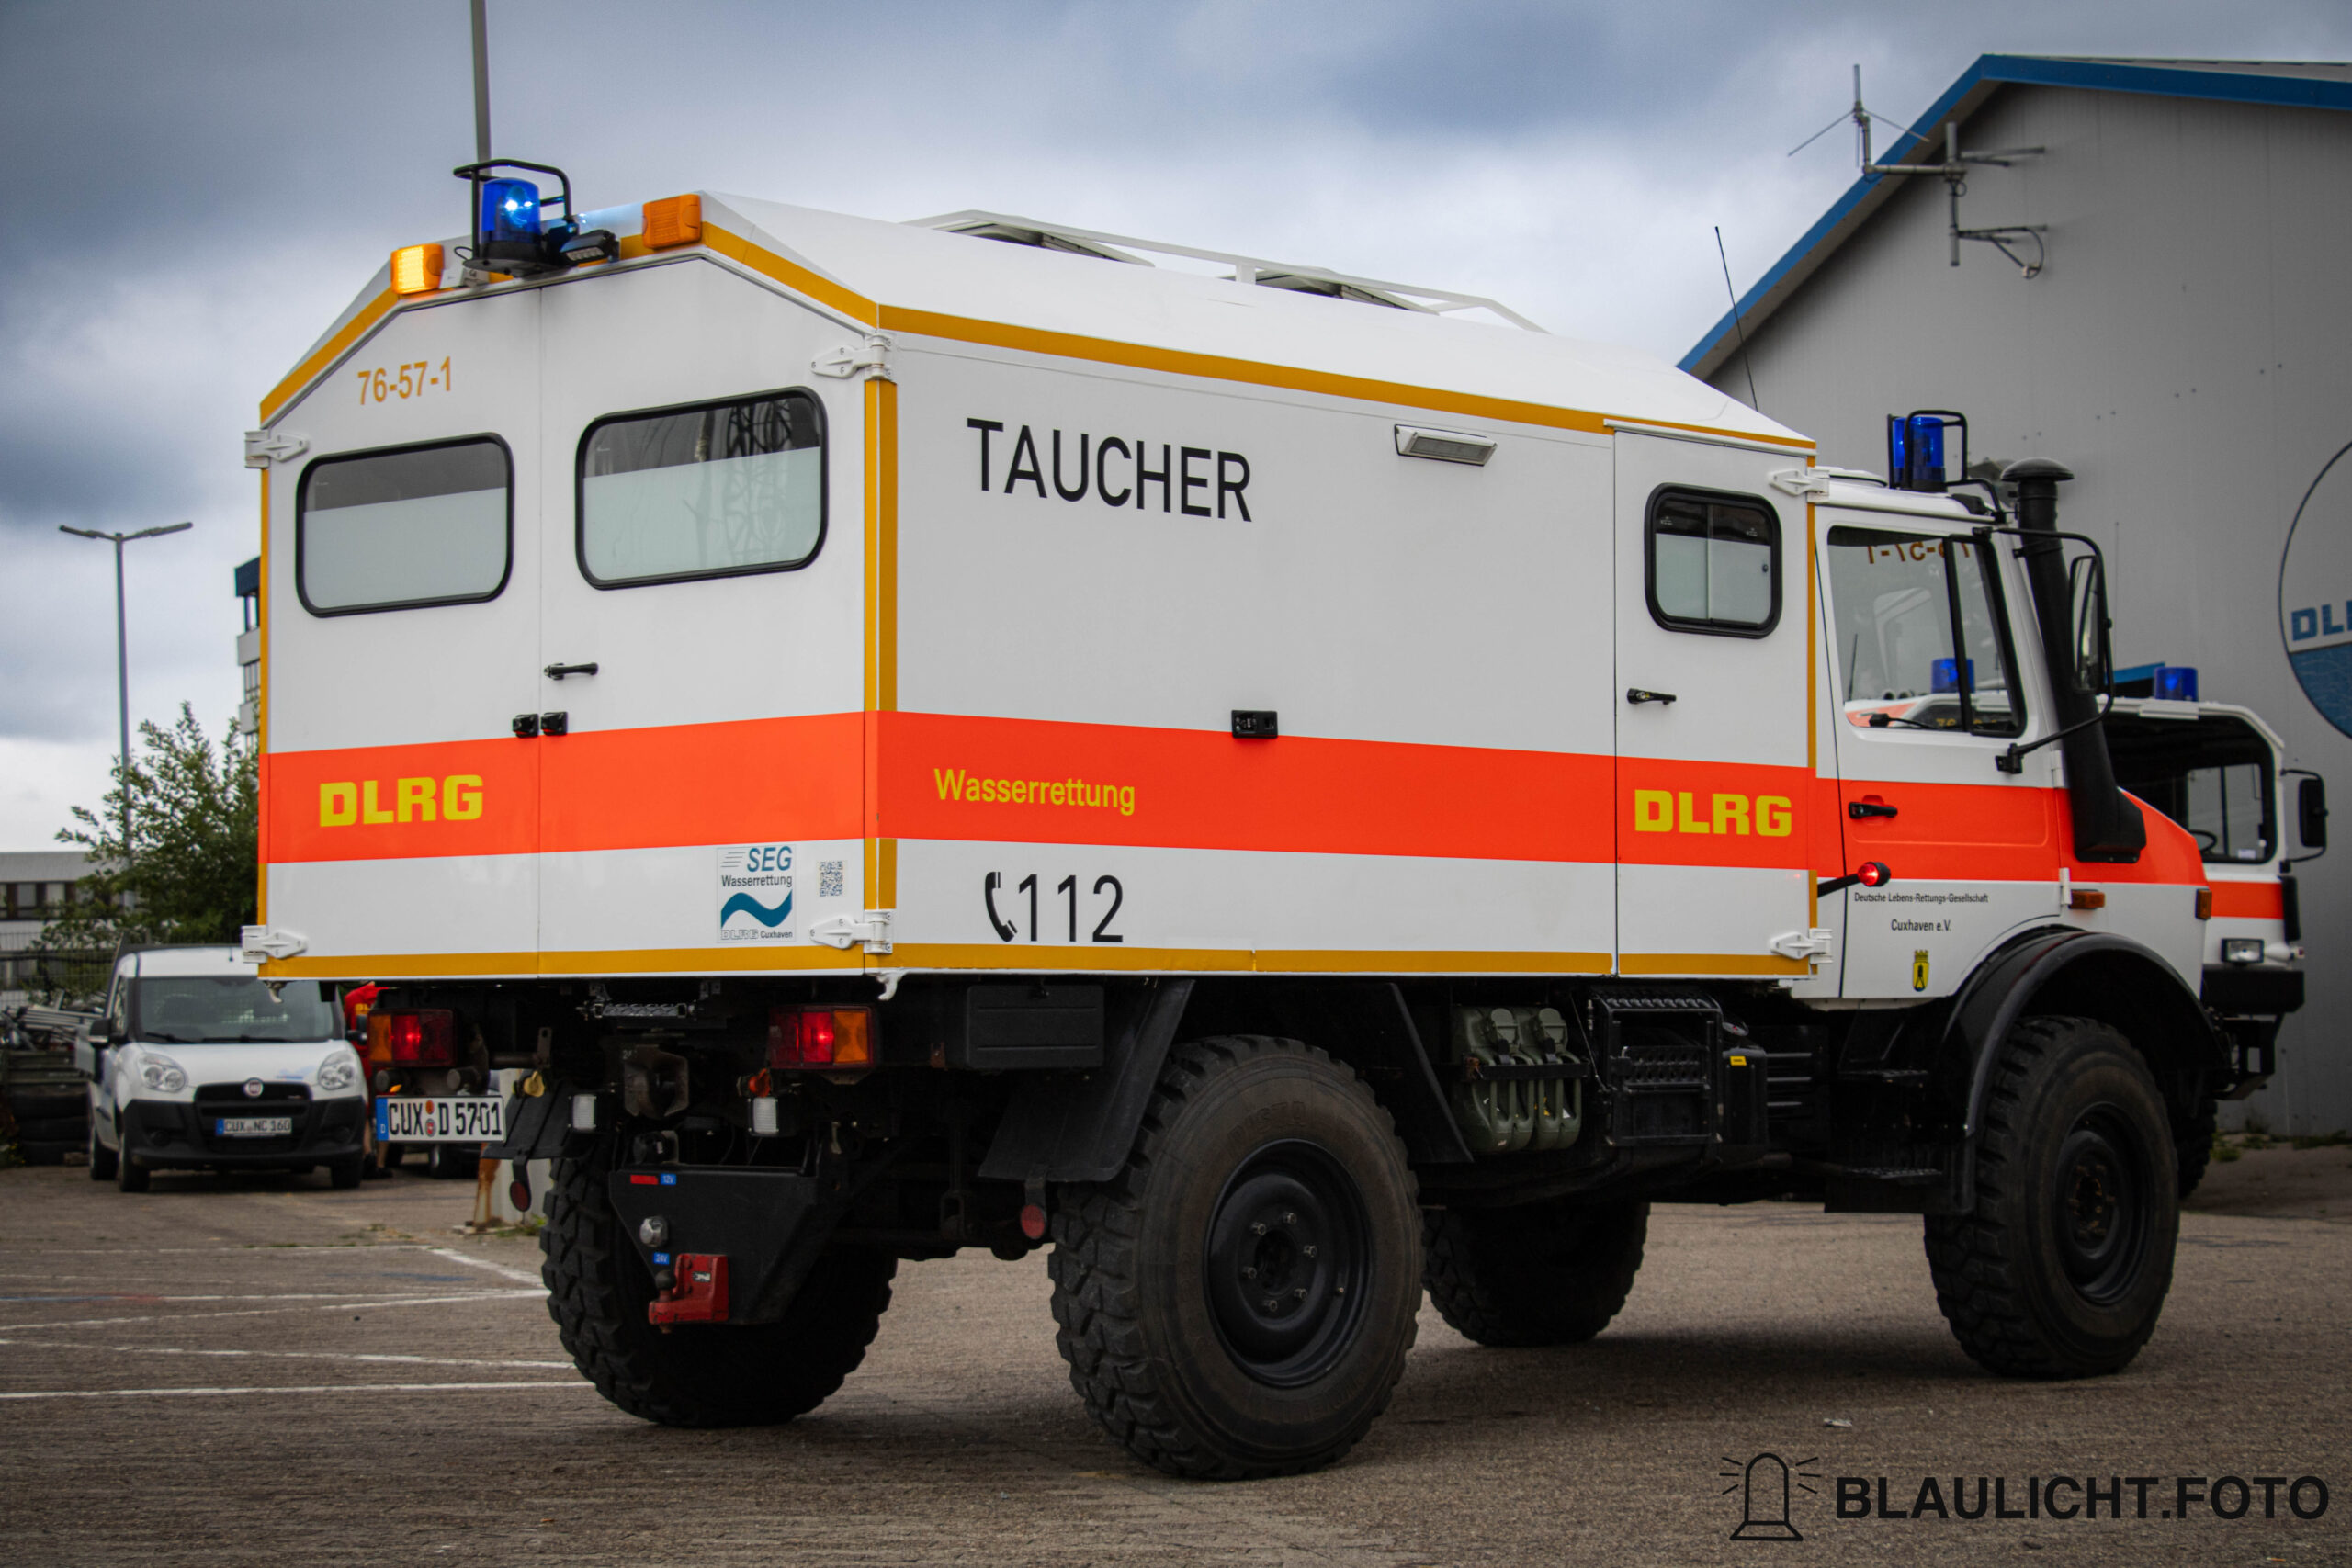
{"left": 649, "top": 1254, "right": 729, "bottom": 1330}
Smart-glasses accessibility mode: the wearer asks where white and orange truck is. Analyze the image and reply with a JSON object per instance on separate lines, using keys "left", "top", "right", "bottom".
{"left": 239, "top": 168, "right": 2318, "bottom": 1477}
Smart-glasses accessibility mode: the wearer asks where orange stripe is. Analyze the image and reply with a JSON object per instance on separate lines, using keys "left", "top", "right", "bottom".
{"left": 2209, "top": 880, "right": 2285, "bottom": 919}
{"left": 263, "top": 715, "right": 862, "bottom": 864}
{"left": 879, "top": 711, "right": 1613, "bottom": 863}
{"left": 701, "top": 223, "right": 878, "bottom": 324}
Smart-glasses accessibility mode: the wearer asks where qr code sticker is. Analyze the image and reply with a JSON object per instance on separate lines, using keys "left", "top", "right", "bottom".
{"left": 819, "top": 860, "right": 845, "bottom": 898}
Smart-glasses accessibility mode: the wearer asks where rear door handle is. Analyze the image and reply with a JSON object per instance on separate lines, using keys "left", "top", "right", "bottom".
{"left": 1849, "top": 800, "right": 1899, "bottom": 819}
{"left": 545, "top": 662, "right": 599, "bottom": 680}
{"left": 1625, "top": 688, "right": 1678, "bottom": 705}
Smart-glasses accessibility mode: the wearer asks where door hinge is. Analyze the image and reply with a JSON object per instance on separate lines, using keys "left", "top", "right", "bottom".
{"left": 813, "top": 334, "right": 893, "bottom": 381}
{"left": 810, "top": 908, "right": 894, "bottom": 954}
{"left": 1769, "top": 466, "right": 1836, "bottom": 499}
{"left": 1770, "top": 927, "right": 1836, "bottom": 962}
{"left": 238, "top": 925, "right": 308, "bottom": 962}
{"left": 244, "top": 430, "right": 310, "bottom": 468}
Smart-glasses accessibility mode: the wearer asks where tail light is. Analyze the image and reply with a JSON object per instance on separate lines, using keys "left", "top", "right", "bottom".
{"left": 768, "top": 1006, "right": 874, "bottom": 1069}
{"left": 369, "top": 1009, "right": 455, "bottom": 1068}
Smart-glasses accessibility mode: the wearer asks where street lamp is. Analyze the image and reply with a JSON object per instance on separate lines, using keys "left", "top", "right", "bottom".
{"left": 59, "top": 521, "right": 193, "bottom": 857}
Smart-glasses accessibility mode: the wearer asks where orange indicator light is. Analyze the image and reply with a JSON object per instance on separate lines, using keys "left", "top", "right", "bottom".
{"left": 643, "top": 195, "right": 702, "bottom": 250}
{"left": 390, "top": 243, "right": 445, "bottom": 295}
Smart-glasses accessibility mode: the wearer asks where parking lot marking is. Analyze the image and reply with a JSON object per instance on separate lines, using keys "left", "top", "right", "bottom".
{"left": 426, "top": 1246, "right": 544, "bottom": 1285}
{"left": 0, "top": 1287, "right": 543, "bottom": 1332}
{"left": 0, "top": 1337, "right": 573, "bottom": 1371}
{"left": 0, "top": 1382, "right": 596, "bottom": 1401}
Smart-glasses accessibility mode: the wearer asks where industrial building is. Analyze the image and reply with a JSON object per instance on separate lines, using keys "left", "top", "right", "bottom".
{"left": 1686, "top": 55, "right": 2352, "bottom": 1133}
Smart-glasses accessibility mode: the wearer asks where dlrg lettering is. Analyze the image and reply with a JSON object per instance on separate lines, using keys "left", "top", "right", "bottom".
{"left": 1633, "top": 789, "right": 1792, "bottom": 837}
{"left": 318, "top": 776, "right": 482, "bottom": 827}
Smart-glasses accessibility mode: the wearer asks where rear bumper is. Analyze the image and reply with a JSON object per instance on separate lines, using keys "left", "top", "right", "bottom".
{"left": 119, "top": 1096, "right": 366, "bottom": 1168}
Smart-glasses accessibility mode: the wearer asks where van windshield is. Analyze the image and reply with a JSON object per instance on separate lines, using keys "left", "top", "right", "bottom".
{"left": 132, "top": 977, "right": 340, "bottom": 1043}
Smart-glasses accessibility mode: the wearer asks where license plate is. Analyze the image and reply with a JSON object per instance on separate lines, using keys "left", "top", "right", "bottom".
{"left": 375, "top": 1096, "right": 505, "bottom": 1144}
{"left": 214, "top": 1116, "right": 293, "bottom": 1138}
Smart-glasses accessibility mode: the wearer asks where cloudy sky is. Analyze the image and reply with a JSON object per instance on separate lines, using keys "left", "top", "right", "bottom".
{"left": 6, "top": 0, "right": 2350, "bottom": 847}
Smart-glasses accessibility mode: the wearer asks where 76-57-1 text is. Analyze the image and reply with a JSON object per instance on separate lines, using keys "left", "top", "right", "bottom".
{"left": 356, "top": 357, "right": 452, "bottom": 404}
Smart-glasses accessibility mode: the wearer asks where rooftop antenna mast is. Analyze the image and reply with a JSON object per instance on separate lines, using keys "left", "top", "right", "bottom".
{"left": 469, "top": 0, "right": 492, "bottom": 164}
{"left": 1851, "top": 64, "right": 2048, "bottom": 277}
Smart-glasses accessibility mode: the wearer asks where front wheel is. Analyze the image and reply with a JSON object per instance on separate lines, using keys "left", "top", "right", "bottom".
{"left": 86, "top": 1115, "right": 118, "bottom": 1181}
{"left": 1925, "top": 1015, "right": 2178, "bottom": 1379}
{"left": 1049, "top": 1036, "right": 1421, "bottom": 1479}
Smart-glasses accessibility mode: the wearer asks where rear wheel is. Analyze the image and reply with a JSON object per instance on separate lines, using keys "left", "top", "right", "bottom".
{"left": 1423, "top": 1199, "right": 1648, "bottom": 1347}
{"left": 1048, "top": 1036, "right": 1421, "bottom": 1479}
{"left": 1925, "top": 1015, "right": 2177, "bottom": 1378}
{"left": 541, "top": 1139, "right": 895, "bottom": 1427}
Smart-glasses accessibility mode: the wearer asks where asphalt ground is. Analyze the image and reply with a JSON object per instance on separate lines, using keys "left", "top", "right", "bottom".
{"left": 0, "top": 1145, "right": 2346, "bottom": 1568}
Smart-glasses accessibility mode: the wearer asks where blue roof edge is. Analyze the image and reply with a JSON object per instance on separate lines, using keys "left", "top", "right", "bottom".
{"left": 1679, "top": 54, "right": 2352, "bottom": 377}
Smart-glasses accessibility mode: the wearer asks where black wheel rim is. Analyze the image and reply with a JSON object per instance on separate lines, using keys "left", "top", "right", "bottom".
{"left": 1202, "top": 1139, "right": 1372, "bottom": 1388}
{"left": 2051, "top": 1104, "right": 2152, "bottom": 1303}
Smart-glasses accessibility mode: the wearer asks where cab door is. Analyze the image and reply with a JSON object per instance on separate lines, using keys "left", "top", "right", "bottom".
{"left": 531, "top": 261, "right": 868, "bottom": 967}
{"left": 1612, "top": 434, "right": 1815, "bottom": 977}
{"left": 1818, "top": 508, "right": 2061, "bottom": 998}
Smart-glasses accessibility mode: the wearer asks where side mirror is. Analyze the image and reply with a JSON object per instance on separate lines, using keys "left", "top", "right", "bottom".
{"left": 2066, "top": 553, "right": 2111, "bottom": 694}
{"left": 2299, "top": 774, "right": 2328, "bottom": 852}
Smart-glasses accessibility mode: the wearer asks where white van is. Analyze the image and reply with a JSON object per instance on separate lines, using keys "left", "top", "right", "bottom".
{"left": 77, "top": 945, "right": 368, "bottom": 1190}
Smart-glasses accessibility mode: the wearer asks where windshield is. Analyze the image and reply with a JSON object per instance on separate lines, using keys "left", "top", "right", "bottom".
{"left": 130, "top": 977, "right": 341, "bottom": 1043}
{"left": 2109, "top": 713, "right": 2276, "bottom": 864}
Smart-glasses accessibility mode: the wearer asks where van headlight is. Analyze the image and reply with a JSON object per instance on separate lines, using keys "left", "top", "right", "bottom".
{"left": 139, "top": 1054, "right": 188, "bottom": 1093}
{"left": 316, "top": 1052, "right": 359, "bottom": 1092}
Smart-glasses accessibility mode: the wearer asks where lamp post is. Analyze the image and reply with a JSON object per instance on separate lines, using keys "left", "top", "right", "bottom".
{"left": 59, "top": 521, "right": 192, "bottom": 858}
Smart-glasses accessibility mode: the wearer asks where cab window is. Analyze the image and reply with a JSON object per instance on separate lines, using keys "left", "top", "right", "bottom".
{"left": 298, "top": 437, "right": 512, "bottom": 615}
{"left": 577, "top": 389, "right": 824, "bottom": 588}
{"left": 1826, "top": 525, "right": 2025, "bottom": 738}
{"left": 1646, "top": 490, "right": 1780, "bottom": 637}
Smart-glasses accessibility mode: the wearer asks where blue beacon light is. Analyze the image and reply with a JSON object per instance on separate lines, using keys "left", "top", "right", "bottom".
{"left": 2154, "top": 665, "right": 2199, "bottom": 702}
{"left": 480, "top": 177, "right": 542, "bottom": 245}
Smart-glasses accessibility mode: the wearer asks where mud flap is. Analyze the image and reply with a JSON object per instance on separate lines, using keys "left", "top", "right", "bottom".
{"left": 606, "top": 1168, "right": 836, "bottom": 1325}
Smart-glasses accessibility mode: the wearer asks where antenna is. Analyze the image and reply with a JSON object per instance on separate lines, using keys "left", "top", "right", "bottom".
{"left": 469, "top": 0, "right": 492, "bottom": 164}
{"left": 1714, "top": 227, "right": 1760, "bottom": 412}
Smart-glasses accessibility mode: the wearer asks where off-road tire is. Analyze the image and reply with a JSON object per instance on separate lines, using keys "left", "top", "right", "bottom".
{"left": 86, "top": 1117, "right": 119, "bottom": 1181}
{"left": 1422, "top": 1199, "right": 1648, "bottom": 1347}
{"left": 1924, "top": 1015, "right": 2177, "bottom": 1379}
{"left": 540, "top": 1139, "right": 895, "bottom": 1427}
{"left": 2175, "top": 1094, "right": 2218, "bottom": 1199}
{"left": 1047, "top": 1035, "right": 1421, "bottom": 1480}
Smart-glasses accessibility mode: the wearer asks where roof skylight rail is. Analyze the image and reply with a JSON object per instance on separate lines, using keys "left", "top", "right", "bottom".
{"left": 909, "top": 209, "right": 1546, "bottom": 333}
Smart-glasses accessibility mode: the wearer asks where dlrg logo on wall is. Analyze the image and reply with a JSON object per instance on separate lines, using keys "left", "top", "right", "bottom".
{"left": 2280, "top": 439, "right": 2352, "bottom": 739}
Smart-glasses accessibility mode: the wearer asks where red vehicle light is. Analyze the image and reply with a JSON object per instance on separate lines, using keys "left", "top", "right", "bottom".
{"left": 369, "top": 1009, "right": 455, "bottom": 1068}
{"left": 767, "top": 1006, "right": 875, "bottom": 1069}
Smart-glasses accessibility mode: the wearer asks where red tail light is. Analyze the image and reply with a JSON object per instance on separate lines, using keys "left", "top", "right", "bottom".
{"left": 369, "top": 1009, "right": 455, "bottom": 1068}
{"left": 767, "top": 1006, "right": 875, "bottom": 1069}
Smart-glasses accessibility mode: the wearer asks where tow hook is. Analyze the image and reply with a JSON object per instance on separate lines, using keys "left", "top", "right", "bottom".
{"left": 649, "top": 1253, "right": 729, "bottom": 1330}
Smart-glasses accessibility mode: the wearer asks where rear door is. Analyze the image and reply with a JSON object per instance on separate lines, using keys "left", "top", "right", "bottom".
{"left": 1819, "top": 508, "right": 2060, "bottom": 997}
{"left": 264, "top": 289, "right": 543, "bottom": 971}
{"left": 1612, "top": 434, "right": 1815, "bottom": 977}
{"left": 531, "top": 261, "right": 869, "bottom": 970}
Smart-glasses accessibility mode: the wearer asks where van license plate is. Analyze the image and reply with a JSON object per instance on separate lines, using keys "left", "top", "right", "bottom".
{"left": 376, "top": 1097, "right": 505, "bottom": 1143}
{"left": 215, "top": 1116, "right": 293, "bottom": 1138}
